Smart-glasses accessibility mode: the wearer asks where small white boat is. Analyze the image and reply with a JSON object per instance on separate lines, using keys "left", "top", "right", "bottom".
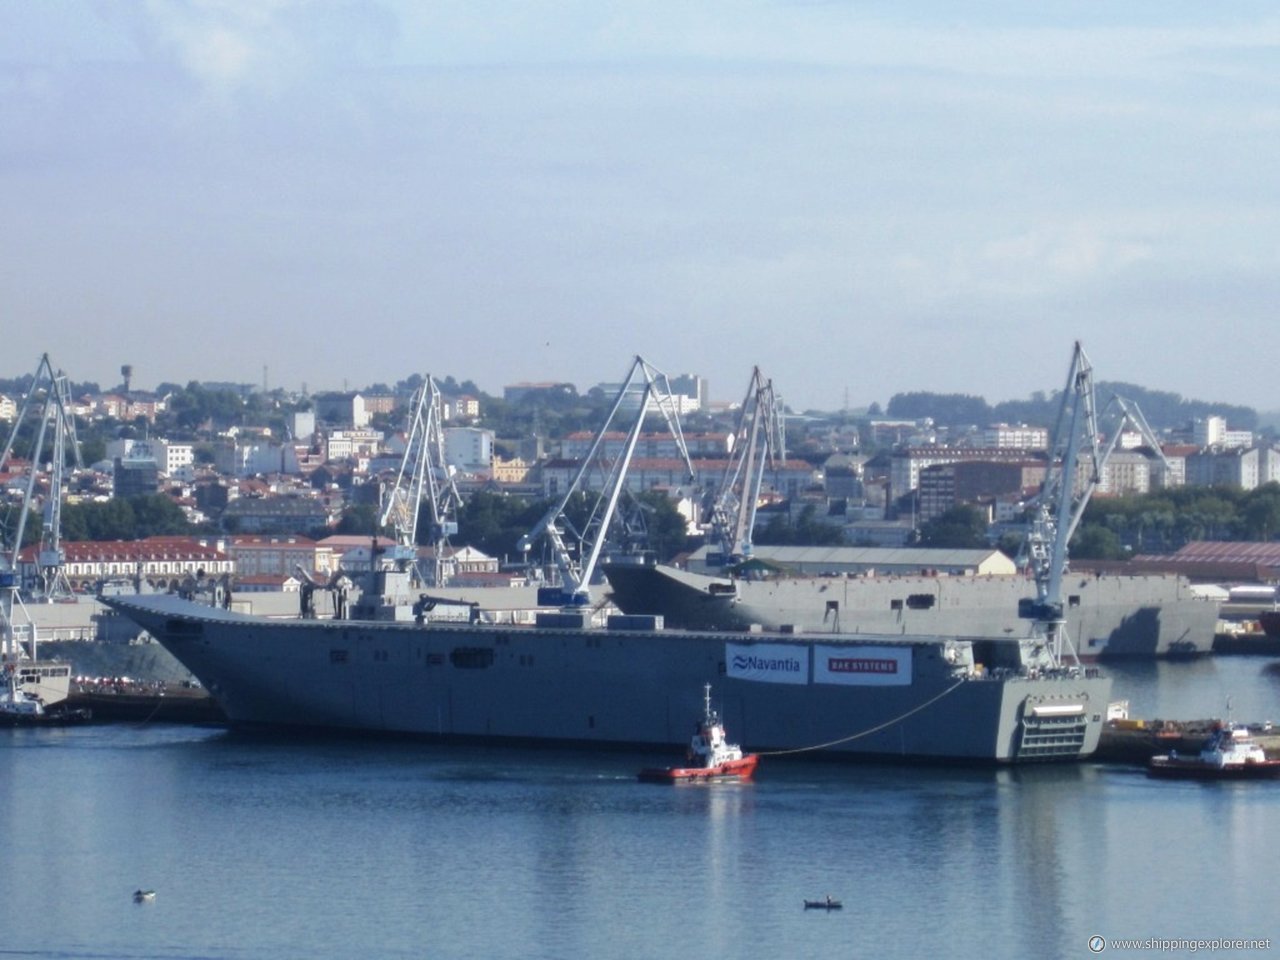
{"left": 133, "top": 889, "right": 156, "bottom": 903}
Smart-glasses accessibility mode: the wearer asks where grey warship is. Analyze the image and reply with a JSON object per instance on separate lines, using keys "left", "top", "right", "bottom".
{"left": 101, "top": 355, "right": 1115, "bottom": 764}
{"left": 101, "top": 572, "right": 1109, "bottom": 763}
{"left": 606, "top": 349, "right": 1218, "bottom": 660}
{"left": 601, "top": 557, "right": 1216, "bottom": 659}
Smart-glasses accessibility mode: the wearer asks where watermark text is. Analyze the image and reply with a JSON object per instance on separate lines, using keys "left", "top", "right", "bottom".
{"left": 1089, "top": 936, "right": 1272, "bottom": 954}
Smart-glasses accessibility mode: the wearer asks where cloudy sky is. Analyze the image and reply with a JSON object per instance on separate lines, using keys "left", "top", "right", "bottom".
{"left": 2, "top": 2, "right": 1278, "bottom": 413}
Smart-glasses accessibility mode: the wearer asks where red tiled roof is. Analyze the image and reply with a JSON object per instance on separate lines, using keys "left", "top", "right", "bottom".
{"left": 1165, "top": 541, "right": 1280, "bottom": 564}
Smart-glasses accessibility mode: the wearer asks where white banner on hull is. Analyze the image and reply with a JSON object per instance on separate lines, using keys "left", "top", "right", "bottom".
{"left": 726, "top": 642, "right": 809, "bottom": 685}
{"left": 814, "top": 644, "right": 911, "bottom": 686}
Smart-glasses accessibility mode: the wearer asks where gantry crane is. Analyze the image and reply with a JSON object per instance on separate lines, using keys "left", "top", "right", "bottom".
{"left": 518, "top": 356, "right": 696, "bottom": 607}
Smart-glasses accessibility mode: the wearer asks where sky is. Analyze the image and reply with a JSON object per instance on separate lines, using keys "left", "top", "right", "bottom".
{"left": 2, "top": 2, "right": 1278, "bottom": 414}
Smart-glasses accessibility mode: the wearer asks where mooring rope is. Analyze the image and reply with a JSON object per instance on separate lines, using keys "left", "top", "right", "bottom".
{"left": 134, "top": 689, "right": 169, "bottom": 727}
{"left": 754, "top": 678, "right": 969, "bottom": 756}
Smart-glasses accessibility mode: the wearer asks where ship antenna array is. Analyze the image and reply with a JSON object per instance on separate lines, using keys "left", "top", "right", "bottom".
{"left": 377, "top": 375, "right": 462, "bottom": 587}
{"left": 518, "top": 355, "right": 697, "bottom": 607}
{"left": 707, "top": 366, "right": 785, "bottom": 564}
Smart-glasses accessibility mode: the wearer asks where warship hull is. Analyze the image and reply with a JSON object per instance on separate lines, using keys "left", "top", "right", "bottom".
{"left": 103, "top": 593, "right": 1109, "bottom": 764}
{"left": 603, "top": 562, "right": 1217, "bottom": 660}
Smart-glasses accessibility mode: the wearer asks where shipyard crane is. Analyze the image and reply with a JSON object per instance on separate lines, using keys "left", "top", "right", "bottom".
{"left": 1020, "top": 342, "right": 1169, "bottom": 665}
{"left": 706, "top": 367, "right": 785, "bottom": 564}
{"left": 518, "top": 356, "right": 697, "bottom": 607}
{"left": 0, "top": 353, "right": 83, "bottom": 602}
{"left": 1020, "top": 342, "right": 1103, "bottom": 665}
{"left": 1, "top": 354, "right": 82, "bottom": 679}
{"left": 377, "top": 375, "right": 462, "bottom": 587}
{"left": 1098, "top": 394, "right": 1172, "bottom": 483}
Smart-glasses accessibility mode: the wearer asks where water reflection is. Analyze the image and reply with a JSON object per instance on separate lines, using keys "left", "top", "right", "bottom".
{"left": 1105, "top": 656, "right": 1278, "bottom": 721}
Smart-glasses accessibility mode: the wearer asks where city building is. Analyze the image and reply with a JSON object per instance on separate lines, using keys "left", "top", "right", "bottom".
{"left": 221, "top": 494, "right": 333, "bottom": 534}
{"left": 324, "top": 428, "right": 384, "bottom": 463}
{"left": 1192, "top": 415, "right": 1254, "bottom": 450}
{"left": 890, "top": 447, "right": 1043, "bottom": 502}
{"left": 226, "top": 534, "right": 338, "bottom": 579}
{"left": 113, "top": 442, "right": 160, "bottom": 499}
{"left": 16, "top": 536, "right": 234, "bottom": 593}
{"left": 443, "top": 427, "right": 495, "bottom": 474}
{"left": 361, "top": 393, "right": 399, "bottom": 416}
{"left": 446, "top": 395, "right": 481, "bottom": 421}
{"left": 557, "top": 431, "right": 732, "bottom": 461}
{"left": 538, "top": 456, "right": 815, "bottom": 503}
{"left": 1185, "top": 446, "right": 1261, "bottom": 491}
{"left": 312, "top": 392, "right": 370, "bottom": 428}
{"left": 977, "top": 424, "right": 1050, "bottom": 450}
{"left": 214, "top": 441, "right": 300, "bottom": 478}
{"left": 289, "top": 410, "right": 316, "bottom": 442}
{"left": 153, "top": 440, "right": 196, "bottom": 481}
{"left": 917, "top": 460, "right": 1046, "bottom": 522}
{"left": 591, "top": 374, "right": 706, "bottom": 416}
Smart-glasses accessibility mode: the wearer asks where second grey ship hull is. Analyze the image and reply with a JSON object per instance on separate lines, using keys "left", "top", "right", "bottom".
{"left": 602, "top": 561, "right": 1217, "bottom": 659}
{"left": 103, "top": 593, "right": 1109, "bottom": 764}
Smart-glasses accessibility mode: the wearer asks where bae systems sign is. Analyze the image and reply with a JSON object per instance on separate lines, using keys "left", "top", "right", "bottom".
{"left": 725, "top": 642, "right": 809, "bottom": 685}
{"left": 814, "top": 645, "right": 911, "bottom": 686}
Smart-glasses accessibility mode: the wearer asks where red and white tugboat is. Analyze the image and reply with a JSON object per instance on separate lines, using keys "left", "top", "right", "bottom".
{"left": 1147, "top": 723, "right": 1280, "bottom": 780}
{"left": 638, "top": 684, "right": 759, "bottom": 784}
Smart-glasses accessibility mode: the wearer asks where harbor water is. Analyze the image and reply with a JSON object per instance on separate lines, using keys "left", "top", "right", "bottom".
{"left": 2, "top": 656, "right": 1278, "bottom": 960}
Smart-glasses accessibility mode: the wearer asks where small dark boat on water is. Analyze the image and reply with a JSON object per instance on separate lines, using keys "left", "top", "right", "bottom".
{"left": 637, "top": 684, "right": 759, "bottom": 785}
{"left": 804, "top": 897, "right": 842, "bottom": 910}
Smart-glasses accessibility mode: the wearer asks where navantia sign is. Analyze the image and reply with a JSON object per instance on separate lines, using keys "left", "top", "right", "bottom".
{"left": 725, "top": 642, "right": 809, "bottom": 685}
{"left": 814, "top": 645, "right": 911, "bottom": 686}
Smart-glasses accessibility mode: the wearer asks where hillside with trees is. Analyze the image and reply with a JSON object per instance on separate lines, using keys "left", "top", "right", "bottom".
{"left": 886, "top": 383, "right": 1256, "bottom": 433}
{"left": 1069, "top": 483, "right": 1280, "bottom": 559}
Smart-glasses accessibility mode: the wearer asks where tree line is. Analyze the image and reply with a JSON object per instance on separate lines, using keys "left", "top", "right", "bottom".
{"left": 1070, "top": 483, "right": 1280, "bottom": 560}
{"left": 885, "top": 383, "right": 1257, "bottom": 433}
{"left": 905, "top": 483, "right": 1280, "bottom": 562}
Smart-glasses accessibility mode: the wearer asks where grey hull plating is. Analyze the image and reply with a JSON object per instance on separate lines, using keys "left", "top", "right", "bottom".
{"left": 102, "top": 594, "right": 1109, "bottom": 764}
{"left": 602, "top": 563, "right": 1217, "bottom": 659}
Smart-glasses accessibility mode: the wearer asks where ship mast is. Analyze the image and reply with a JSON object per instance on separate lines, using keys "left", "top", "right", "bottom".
{"left": 519, "top": 356, "right": 696, "bottom": 607}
